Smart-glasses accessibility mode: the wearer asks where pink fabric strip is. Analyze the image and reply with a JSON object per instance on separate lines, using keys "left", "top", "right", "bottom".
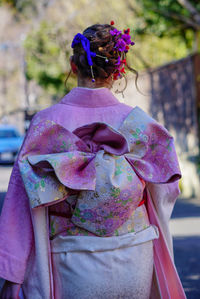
{"left": 46, "top": 209, "right": 55, "bottom": 299}
{"left": 147, "top": 190, "right": 186, "bottom": 299}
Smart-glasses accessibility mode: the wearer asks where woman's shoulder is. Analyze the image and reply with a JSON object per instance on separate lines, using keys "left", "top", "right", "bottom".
{"left": 119, "top": 104, "right": 162, "bottom": 125}
{"left": 119, "top": 105, "right": 173, "bottom": 143}
{"left": 31, "top": 103, "right": 60, "bottom": 121}
{"left": 30, "top": 98, "right": 74, "bottom": 127}
{"left": 115, "top": 103, "right": 164, "bottom": 129}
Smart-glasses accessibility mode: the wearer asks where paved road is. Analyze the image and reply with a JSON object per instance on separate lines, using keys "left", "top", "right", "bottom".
{"left": 0, "top": 164, "right": 12, "bottom": 192}
{"left": 0, "top": 165, "right": 200, "bottom": 298}
{"left": 171, "top": 198, "right": 200, "bottom": 299}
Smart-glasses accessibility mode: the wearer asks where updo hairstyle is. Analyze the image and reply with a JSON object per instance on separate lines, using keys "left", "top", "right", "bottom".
{"left": 72, "top": 24, "right": 122, "bottom": 80}
{"left": 70, "top": 23, "right": 139, "bottom": 92}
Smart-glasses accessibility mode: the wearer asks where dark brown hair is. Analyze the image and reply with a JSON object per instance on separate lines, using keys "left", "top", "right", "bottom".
{"left": 70, "top": 24, "right": 139, "bottom": 91}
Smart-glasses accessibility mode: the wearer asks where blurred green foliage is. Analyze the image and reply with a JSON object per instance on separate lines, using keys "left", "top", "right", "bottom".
{"left": 0, "top": 0, "right": 37, "bottom": 15}
{"left": 24, "top": 21, "right": 73, "bottom": 99}
{"left": 132, "top": 0, "right": 200, "bottom": 49}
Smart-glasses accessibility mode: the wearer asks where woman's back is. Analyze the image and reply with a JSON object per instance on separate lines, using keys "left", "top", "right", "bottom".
{"left": 37, "top": 87, "right": 132, "bottom": 131}
{"left": 0, "top": 22, "right": 186, "bottom": 299}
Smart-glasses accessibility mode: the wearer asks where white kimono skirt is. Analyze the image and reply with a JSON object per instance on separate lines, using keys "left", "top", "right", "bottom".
{"left": 51, "top": 225, "right": 159, "bottom": 299}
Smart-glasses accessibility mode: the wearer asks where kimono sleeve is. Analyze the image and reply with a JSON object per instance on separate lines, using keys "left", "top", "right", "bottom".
{"left": 0, "top": 161, "right": 34, "bottom": 283}
{"left": 0, "top": 116, "right": 43, "bottom": 283}
{"left": 146, "top": 180, "right": 180, "bottom": 256}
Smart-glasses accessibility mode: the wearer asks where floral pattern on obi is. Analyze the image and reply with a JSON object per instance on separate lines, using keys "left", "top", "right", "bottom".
{"left": 49, "top": 203, "right": 150, "bottom": 238}
{"left": 70, "top": 152, "right": 145, "bottom": 236}
{"left": 18, "top": 107, "right": 181, "bottom": 236}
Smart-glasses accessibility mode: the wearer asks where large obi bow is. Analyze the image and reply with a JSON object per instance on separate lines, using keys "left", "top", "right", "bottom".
{"left": 18, "top": 107, "right": 181, "bottom": 209}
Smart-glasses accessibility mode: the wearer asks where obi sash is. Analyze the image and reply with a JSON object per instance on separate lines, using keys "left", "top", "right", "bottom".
{"left": 18, "top": 107, "right": 181, "bottom": 237}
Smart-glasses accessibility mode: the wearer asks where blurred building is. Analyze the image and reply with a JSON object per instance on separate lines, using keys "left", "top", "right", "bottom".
{"left": 118, "top": 53, "right": 200, "bottom": 198}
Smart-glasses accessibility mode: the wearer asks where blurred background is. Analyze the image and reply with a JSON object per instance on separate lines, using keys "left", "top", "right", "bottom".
{"left": 0, "top": 0, "right": 200, "bottom": 297}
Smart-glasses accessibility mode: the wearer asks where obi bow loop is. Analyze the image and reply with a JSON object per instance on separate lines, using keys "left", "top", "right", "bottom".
{"left": 73, "top": 122, "right": 129, "bottom": 155}
{"left": 119, "top": 107, "right": 181, "bottom": 184}
{"left": 18, "top": 108, "right": 181, "bottom": 209}
{"left": 19, "top": 121, "right": 130, "bottom": 208}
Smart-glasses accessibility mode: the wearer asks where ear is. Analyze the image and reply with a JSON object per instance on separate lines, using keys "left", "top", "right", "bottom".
{"left": 70, "top": 56, "right": 78, "bottom": 74}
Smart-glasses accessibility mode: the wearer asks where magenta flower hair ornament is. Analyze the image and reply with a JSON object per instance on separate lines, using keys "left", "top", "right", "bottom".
{"left": 109, "top": 22, "right": 135, "bottom": 80}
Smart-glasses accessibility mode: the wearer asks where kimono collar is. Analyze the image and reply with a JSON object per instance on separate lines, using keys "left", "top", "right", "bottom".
{"left": 60, "top": 87, "right": 120, "bottom": 108}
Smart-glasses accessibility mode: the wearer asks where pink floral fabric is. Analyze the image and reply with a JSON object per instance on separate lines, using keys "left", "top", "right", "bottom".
{"left": 18, "top": 107, "right": 181, "bottom": 237}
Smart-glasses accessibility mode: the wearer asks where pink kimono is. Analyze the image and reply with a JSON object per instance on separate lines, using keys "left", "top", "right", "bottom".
{"left": 0, "top": 87, "right": 186, "bottom": 298}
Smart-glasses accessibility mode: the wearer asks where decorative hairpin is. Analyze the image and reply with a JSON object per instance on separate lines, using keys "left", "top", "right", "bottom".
{"left": 109, "top": 20, "right": 135, "bottom": 80}
{"left": 71, "top": 33, "right": 108, "bottom": 82}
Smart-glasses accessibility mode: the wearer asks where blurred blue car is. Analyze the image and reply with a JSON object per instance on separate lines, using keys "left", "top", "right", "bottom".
{"left": 0, "top": 125, "right": 24, "bottom": 162}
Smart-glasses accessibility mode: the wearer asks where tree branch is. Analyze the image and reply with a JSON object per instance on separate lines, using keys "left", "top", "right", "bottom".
{"left": 133, "top": 50, "right": 151, "bottom": 69}
{"left": 176, "top": 0, "right": 200, "bottom": 25}
{"left": 152, "top": 8, "right": 200, "bottom": 30}
{"left": 127, "top": 0, "right": 200, "bottom": 30}
{"left": 126, "top": 1, "right": 138, "bottom": 15}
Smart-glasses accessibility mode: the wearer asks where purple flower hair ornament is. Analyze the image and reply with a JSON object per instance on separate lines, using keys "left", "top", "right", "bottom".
{"left": 109, "top": 24, "right": 135, "bottom": 80}
{"left": 116, "top": 56, "right": 121, "bottom": 66}
{"left": 110, "top": 28, "right": 122, "bottom": 36}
